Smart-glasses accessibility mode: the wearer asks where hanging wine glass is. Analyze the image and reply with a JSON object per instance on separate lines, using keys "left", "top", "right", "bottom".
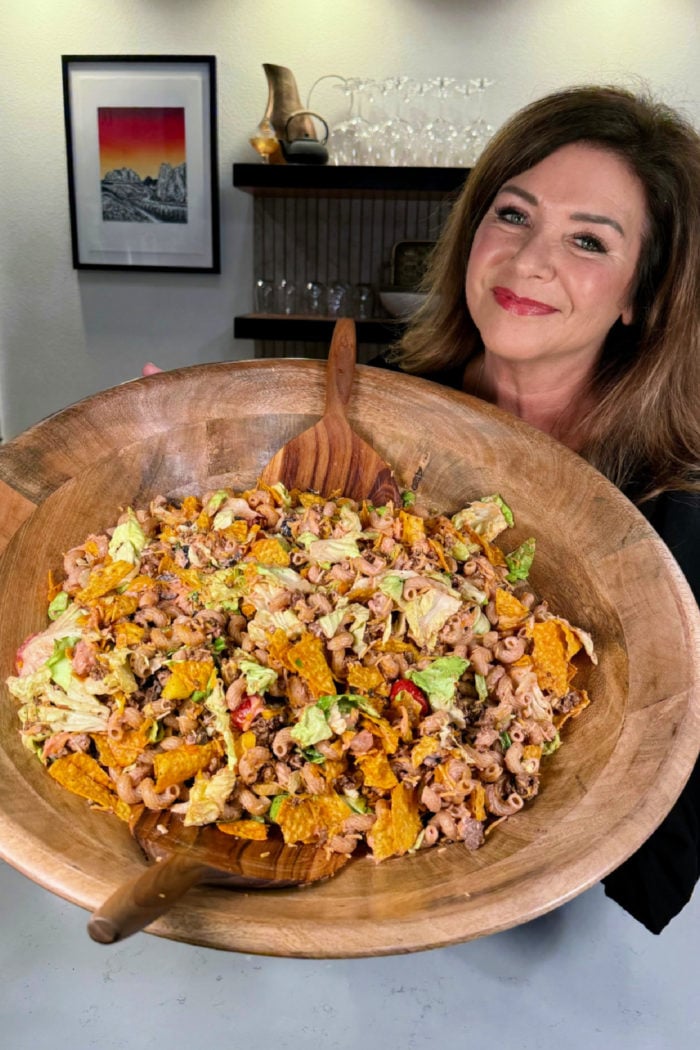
{"left": 467, "top": 77, "right": 496, "bottom": 165}
{"left": 416, "top": 77, "right": 459, "bottom": 167}
{"left": 372, "top": 76, "right": 415, "bottom": 166}
{"left": 329, "top": 77, "right": 372, "bottom": 165}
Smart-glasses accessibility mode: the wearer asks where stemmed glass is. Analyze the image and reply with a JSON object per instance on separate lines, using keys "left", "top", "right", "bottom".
{"left": 466, "top": 78, "right": 496, "bottom": 164}
{"left": 416, "top": 77, "right": 459, "bottom": 167}
{"left": 329, "top": 78, "right": 372, "bottom": 165}
{"left": 372, "top": 76, "right": 415, "bottom": 166}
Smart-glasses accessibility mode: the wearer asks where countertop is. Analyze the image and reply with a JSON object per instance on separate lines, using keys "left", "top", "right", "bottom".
{"left": 2, "top": 858, "right": 697, "bottom": 1049}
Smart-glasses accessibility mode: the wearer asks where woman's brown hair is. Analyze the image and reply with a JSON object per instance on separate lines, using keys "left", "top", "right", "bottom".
{"left": 396, "top": 85, "right": 700, "bottom": 497}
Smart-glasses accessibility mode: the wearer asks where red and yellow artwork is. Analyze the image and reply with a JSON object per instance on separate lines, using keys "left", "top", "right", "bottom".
{"left": 97, "top": 107, "right": 188, "bottom": 224}
{"left": 98, "top": 107, "right": 186, "bottom": 179}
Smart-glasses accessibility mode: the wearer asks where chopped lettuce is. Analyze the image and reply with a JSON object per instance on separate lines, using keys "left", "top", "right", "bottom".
{"left": 452, "top": 497, "right": 510, "bottom": 542}
{"left": 474, "top": 673, "right": 489, "bottom": 703}
{"left": 98, "top": 648, "right": 138, "bottom": 695}
{"left": 404, "top": 589, "right": 462, "bottom": 650}
{"left": 197, "top": 568, "right": 242, "bottom": 611}
{"left": 204, "top": 681, "right": 238, "bottom": 768}
{"left": 47, "top": 591, "right": 70, "bottom": 621}
{"left": 47, "top": 636, "right": 81, "bottom": 691}
{"left": 308, "top": 536, "right": 361, "bottom": 564}
{"left": 482, "top": 494, "right": 514, "bottom": 528}
{"left": 238, "top": 658, "right": 277, "bottom": 696}
{"left": 267, "top": 482, "right": 291, "bottom": 508}
{"left": 184, "top": 768, "right": 237, "bottom": 826}
{"left": 15, "top": 604, "right": 86, "bottom": 677}
{"left": 378, "top": 574, "right": 405, "bottom": 604}
{"left": 205, "top": 490, "right": 230, "bottom": 515}
{"left": 108, "top": 508, "right": 146, "bottom": 565}
{"left": 290, "top": 705, "right": 333, "bottom": 748}
{"left": 246, "top": 607, "right": 303, "bottom": 646}
{"left": 505, "top": 537, "right": 536, "bottom": 582}
{"left": 407, "top": 656, "right": 469, "bottom": 710}
{"left": 542, "top": 731, "right": 561, "bottom": 756}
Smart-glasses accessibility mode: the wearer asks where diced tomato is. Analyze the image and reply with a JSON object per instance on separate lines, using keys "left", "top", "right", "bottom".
{"left": 389, "top": 678, "right": 429, "bottom": 715}
{"left": 230, "top": 694, "right": 264, "bottom": 731}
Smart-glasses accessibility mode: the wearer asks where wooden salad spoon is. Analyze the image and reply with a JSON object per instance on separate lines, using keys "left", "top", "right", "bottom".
{"left": 259, "top": 318, "right": 402, "bottom": 506}
{"left": 88, "top": 809, "right": 351, "bottom": 943}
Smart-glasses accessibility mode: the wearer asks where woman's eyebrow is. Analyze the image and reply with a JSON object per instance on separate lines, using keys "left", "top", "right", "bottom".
{"left": 570, "top": 211, "right": 624, "bottom": 236}
{"left": 498, "top": 184, "right": 625, "bottom": 236}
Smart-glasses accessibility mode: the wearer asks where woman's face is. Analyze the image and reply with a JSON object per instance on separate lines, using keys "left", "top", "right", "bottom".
{"left": 465, "top": 142, "right": 647, "bottom": 369}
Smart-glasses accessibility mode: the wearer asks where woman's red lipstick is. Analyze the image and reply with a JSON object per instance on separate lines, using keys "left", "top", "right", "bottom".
{"left": 492, "top": 286, "right": 558, "bottom": 316}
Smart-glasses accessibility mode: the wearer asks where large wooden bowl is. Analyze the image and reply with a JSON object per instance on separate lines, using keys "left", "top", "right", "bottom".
{"left": 1, "top": 361, "right": 699, "bottom": 957}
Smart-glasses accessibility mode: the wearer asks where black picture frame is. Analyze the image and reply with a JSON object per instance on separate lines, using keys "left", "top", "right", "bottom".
{"left": 62, "top": 55, "right": 220, "bottom": 273}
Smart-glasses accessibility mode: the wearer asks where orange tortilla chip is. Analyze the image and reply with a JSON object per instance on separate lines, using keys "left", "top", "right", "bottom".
{"left": 275, "top": 793, "right": 352, "bottom": 845}
{"left": 217, "top": 819, "right": 269, "bottom": 840}
{"left": 399, "top": 511, "right": 426, "bottom": 546}
{"left": 361, "top": 713, "right": 399, "bottom": 755}
{"left": 554, "top": 689, "right": 591, "bottom": 729}
{"left": 161, "top": 659, "right": 216, "bottom": 701}
{"left": 355, "top": 749, "right": 399, "bottom": 790}
{"left": 528, "top": 620, "right": 578, "bottom": 697}
{"left": 470, "top": 781, "right": 486, "bottom": 822}
{"left": 248, "top": 538, "right": 290, "bottom": 567}
{"left": 346, "top": 664, "right": 384, "bottom": 693}
{"left": 76, "top": 560, "right": 134, "bottom": 603}
{"left": 93, "top": 593, "right": 140, "bottom": 625}
{"left": 367, "top": 783, "right": 421, "bottom": 861}
{"left": 48, "top": 753, "right": 132, "bottom": 822}
{"left": 114, "top": 622, "right": 146, "bottom": 648}
{"left": 286, "top": 633, "right": 335, "bottom": 698}
{"left": 153, "top": 740, "right": 221, "bottom": 792}
{"left": 460, "top": 522, "right": 507, "bottom": 567}
{"left": 93, "top": 721, "right": 154, "bottom": 768}
{"left": 495, "top": 589, "right": 530, "bottom": 629}
{"left": 411, "top": 735, "right": 439, "bottom": 768}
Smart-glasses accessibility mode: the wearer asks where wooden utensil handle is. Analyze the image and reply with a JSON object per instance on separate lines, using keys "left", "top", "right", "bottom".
{"left": 325, "top": 319, "right": 357, "bottom": 417}
{"left": 87, "top": 855, "right": 209, "bottom": 944}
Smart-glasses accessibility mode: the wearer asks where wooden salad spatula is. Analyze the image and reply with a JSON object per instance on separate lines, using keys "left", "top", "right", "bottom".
{"left": 259, "top": 318, "right": 402, "bottom": 506}
{"left": 88, "top": 809, "right": 351, "bottom": 944}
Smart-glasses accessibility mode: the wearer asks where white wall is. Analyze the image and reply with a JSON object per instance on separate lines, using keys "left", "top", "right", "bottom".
{"left": 1, "top": 0, "right": 698, "bottom": 438}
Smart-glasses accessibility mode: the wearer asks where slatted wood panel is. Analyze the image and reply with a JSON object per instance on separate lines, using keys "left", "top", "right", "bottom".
{"left": 252, "top": 192, "right": 454, "bottom": 360}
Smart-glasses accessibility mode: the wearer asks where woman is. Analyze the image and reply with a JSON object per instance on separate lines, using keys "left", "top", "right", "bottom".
{"left": 387, "top": 85, "right": 700, "bottom": 933}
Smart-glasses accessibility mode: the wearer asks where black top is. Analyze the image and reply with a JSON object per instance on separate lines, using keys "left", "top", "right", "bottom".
{"left": 369, "top": 354, "right": 700, "bottom": 933}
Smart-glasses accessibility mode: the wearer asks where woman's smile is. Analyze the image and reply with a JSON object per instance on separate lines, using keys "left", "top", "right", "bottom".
{"left": 492, "top": 286, "right": 558, "bottom": 316}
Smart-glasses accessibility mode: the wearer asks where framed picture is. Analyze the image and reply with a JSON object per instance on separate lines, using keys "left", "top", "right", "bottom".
{"left": 62, "top": 55, "right": 220, "bottom": 273}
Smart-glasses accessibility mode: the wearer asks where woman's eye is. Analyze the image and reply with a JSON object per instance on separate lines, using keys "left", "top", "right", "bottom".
{"left": 495, "top": 205, "right": 528, "bottom": 226}
{"left": 574, "top": 233, "right": 607, "bottom": 253}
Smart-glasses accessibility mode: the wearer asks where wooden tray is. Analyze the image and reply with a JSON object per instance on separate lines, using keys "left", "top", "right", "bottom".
{"left": 0, "top": 360, "right": 698, "bottom": 957}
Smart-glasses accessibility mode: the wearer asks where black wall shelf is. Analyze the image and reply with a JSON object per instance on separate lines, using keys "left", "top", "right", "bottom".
{"left": 234, "top": 315, "right": 402, "bottom": 344}
{"left": 233, "top": 163, "right": 469, "bottom": 197}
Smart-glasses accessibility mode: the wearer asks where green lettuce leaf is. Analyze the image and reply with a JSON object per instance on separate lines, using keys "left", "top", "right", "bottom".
{"left": 481, "top": 493, "right": 514, "bottom": 527}
{"left": 238, "top": 658, "right": 277, "bottom": 696}
{"left": 205, "top": 490, "right": 230, "bottom": 515}
{"left": 290, "top": 705, "right": 333, "bottom": 748}
{"left": 47, "top": 636, "right": 81, "bottom": 690}
{"left": 505, "top": 537, "right": 536, "bottom": 582}
{"left": 308, "top": 537, "right": 361, "bottom": 564}
{"left": 108, "top": 508, "right": 146, "bottom": 565}
{"left": 452, "top": 497, "right": 510, "bottom": 541}
{"left": 184, "top": 768, "right": 237, "bottom": 826}
{"left": 407, "top": 656, "right": 469, "bottom": 710}
{"left": 204, "top": 681, "right": 238, "bottom": 768}
{"left": 47, "top": 592, "right": 70, "bottom": 621}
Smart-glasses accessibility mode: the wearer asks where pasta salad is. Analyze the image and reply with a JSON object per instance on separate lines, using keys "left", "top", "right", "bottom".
{"left": 6, "top": 483, "right": 596, "bottom": 861}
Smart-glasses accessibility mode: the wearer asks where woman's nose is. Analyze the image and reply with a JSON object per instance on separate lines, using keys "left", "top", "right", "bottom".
{"left": 511, "top": 230, "right": 556, "bottom": 280}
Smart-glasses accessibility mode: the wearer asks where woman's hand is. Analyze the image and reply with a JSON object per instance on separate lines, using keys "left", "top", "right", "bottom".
{"left": 142, "top": 363, "right": 163, "bottom": 376}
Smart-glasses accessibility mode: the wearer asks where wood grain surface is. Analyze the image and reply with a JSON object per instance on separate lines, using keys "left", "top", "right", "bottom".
{"left": 0, "top": 359, "right": 698, "bottom": 957}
